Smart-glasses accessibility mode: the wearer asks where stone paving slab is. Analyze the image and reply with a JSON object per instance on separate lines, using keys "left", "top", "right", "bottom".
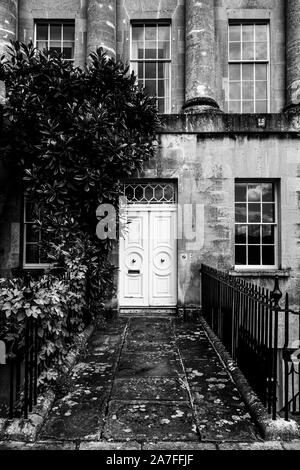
{"left": 126, "top": 318, "right": 173, "bottom": 342}
{"left": 112, "top": 377, "right": 189, "bottom": 402}
{"left": 123, "top": 339, "right": 176, "bottom": 353}
{"left": 115, "top": 352, "right": 184, "bottom": 378}
{"left": 40, "top": 396, "right": 104, "bottom": 441}
{"left": 218, "top": 441, "right": 284, "bottom": 450}
{"left": 79, "top": 441, "right": 141, "bottom": 450}
{"left": 282, "top": 440, "right": 300, "bottom": 450}
{"left": 143, "top": 442, "right": 217, "bottom": 450}
{"left": 103, "top": 401, "right": 199, "bottom": 442}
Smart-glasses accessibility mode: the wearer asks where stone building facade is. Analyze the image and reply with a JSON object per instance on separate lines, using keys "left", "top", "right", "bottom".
{"left": 0, "top": 0, "right": 300, "bottom": 320}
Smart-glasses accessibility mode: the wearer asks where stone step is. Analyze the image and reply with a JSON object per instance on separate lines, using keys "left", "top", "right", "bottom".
{"left": 119, "top": 307, "right": 177, "bottom": 317}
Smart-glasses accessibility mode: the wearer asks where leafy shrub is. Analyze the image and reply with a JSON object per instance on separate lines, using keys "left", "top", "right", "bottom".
{"left": 0, "top": 261, "right": 87, "bottom": 386}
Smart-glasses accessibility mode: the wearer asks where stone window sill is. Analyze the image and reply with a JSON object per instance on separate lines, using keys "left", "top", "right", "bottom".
{"left": 229, "top": 269, "right": 291, "bottom": 278}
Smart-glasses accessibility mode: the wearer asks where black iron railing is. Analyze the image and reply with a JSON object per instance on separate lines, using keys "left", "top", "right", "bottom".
{"left": 0, "top": 269, "right": 73, "bottom": 419}
{"left": 201, "top": 264, "right": 300, "bottom": 421}
{"left": 7, "top": 316, "right": 40, "bottom": 419}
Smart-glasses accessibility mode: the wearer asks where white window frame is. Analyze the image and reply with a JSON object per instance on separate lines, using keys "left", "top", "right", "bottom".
{"left": 34, "top": 20, "right": 75, "bottom": 62}
{"left": 130, "top": 21, "right": 172, "bottom": 114}
{"left": 234, "top": 180, "right": 279, "bottom": 270}
{"left": 23, "top": 198, "right": 51, "bottom": 269}
{"left": 227, "top": 21, "right": 270, "bottom": 114}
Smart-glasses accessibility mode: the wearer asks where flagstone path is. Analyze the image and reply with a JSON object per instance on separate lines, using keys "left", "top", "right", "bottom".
{"left": 29, "top": 316, "right": 261, "bottom": 447}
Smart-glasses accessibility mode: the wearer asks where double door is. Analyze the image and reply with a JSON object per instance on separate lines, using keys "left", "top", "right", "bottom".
{"left": 119, "top": 205, "right": 177, "bottom": 307}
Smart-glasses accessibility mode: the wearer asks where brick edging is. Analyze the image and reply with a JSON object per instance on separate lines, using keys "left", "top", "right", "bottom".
{"left": 0, "top": 324, "right": 94, "bottom": 443}
{"left": 199, "top": 316, "right": 300, "bottom": 441}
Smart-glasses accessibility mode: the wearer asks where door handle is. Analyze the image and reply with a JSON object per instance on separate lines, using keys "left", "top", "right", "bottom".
{"left": 132, "top": 259, "right": 136, "bottom": 264}
{"left": 161, "top": 259, "right": 165, "bottom": 263}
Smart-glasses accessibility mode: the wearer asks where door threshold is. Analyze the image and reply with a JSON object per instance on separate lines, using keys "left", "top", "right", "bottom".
{"left": 119, "top": 307, "right": 177, "bottom": 317}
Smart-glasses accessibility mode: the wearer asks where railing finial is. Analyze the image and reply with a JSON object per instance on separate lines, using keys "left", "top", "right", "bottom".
{"left": 271, "top": 275, "right": 282, "bottom": 307}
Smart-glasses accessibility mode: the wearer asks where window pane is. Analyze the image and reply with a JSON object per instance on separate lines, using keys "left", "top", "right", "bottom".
{"left": 145, "top": 80, "right": 156, "bottom": 96}
{"left": 248, "top": 246, "right": 261, "bottom": 265}
{"left": 235, "top": 225, "right": 247, "bottom": 244}
{"left": 158, "top": 79, "right": 166, "bottom": 97}
{"left": 262, "top": 183, "right": 274, "bottom": 202}
{"left": 262, "top": 246, "right": 275, "bottom": 265}
{"left": 242, "top": 101, "right": 254, "bottom": 113}
{"left": 145, "top": 25, "right": 157, "bottom": 40}
{"left": 242, "top": 42, "right": 254, "bottom": 60}
{"left": 145, "top": 42, "right": 157, "bottom": 59}
{"left": 26, "top": 244, "right": 40, "bottom": 264}
{"left": 229, "top": 64, "right": 240, "bottom": 80}
{"left": 229, "top": 83, "right": 241, "bottom": 100}
{"left": 229, "top": 25, "right": 241, "bottom": 42}
{"left": 236, "top": 246, "right": 246, "bottom": 265}
{"left": 242, "top": 64, "right": 253, "bottom": 80}
{"left": 138, "top": 62, "right": 144, "bottom": 78}
{"left": 256, "top": 101, "right": 267, "bottom": 113}
{"left": 242, "top": 81, "right": 254, "bottom": 100}
{"left": 36, "top": 24, "right": 48, "bottom": 41}
{"left": 255, "top": 42, "right": 268, "bottom": 60}
{"left": 228, "top": 101, "right": 241, "bottom": 113}
{"left": 36, "top": 41, "right": 48, "bottom": 51}
{"left": 49, "top": 44, "right": 61, "bottom": 54}
{"left": 132, "top": 26, "right": 144, "bottom": 42}
{"left": 50, "top": 24, "right": 61, "bottom": 41}
{"left": 248, "top": 184, "right": 261, "bottom": 202}
{"left": 63, "top": 24, "right": 75, "bottom": 41}
{"left": 26, "top": 225, "right": 39, "bottom": 243}
{"left": 145, "top": 62, "right": 156, "bottom": 79}
{"left": 235, "top": 183, "right": 247, "bottom": 202}
{"left": 262, "top": 204, "right": 275, "bottom": 223}
{"left": 131, "top": 42, "right": 144, "bottom": 59}
{"left": 248, "top": 225, "right": 261, "bottom": 245}
{"left": 25, "top": 202, "right": 35, "bottom": 222}
{"left": 63, "top": 44, "right": 74, "bottom": 59}
{"left": 262, "top": 225, "right": 275, "bottom": 244}
{"left": 157, "top": 98, "right": 165, "bottom": 113}
{"left": 248, "top": 204, "right": 261, "bottom": 223}
{"left": 158, "top": 41, "right": 170, "bottom": 59}
{"left": 255, "top": 24, "right": 268, "bottom": 42}
{"left": 242, "top": 24, "right": 254, "bottom": 42}
{"left": 158, "top": 62, "right": 164, "bottom": 78}
{"left": 229, "top": 42, "right": 241, "bottom": 60}
{"left": 256, "top": 81, "right": 268, "bottom": 100}
{"left": 158, "top": 25, "right": 170, "bottom": 41}
{"left": 229, "top": 24, "right": 241, "bottom": 41}
{"left": 255, "top": 64, "right": 267, "bottom": 81}
{"left": 235, "top": 204, "right": 247, "bottom": 223}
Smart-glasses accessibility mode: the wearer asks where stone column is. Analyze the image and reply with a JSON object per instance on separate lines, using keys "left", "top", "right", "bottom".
{"left": 182, "top": 0, "right": 220, "bottom": 113}
{"left": 87, "top": 0, "right": 116, "bottom": 59}
{"left": 286, "top": 0, "right": 300, "bottom": 110}
{"left": 0, "top": 0, "right": 18, "bottom": 56}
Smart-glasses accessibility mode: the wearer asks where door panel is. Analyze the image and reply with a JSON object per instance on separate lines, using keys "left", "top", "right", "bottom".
{"left": 119, "top": 207, "right": 177, "bottom": 307}
{"left": 119, "top": 211, "right": 149, "bottom": 306}
{"left": 149, "top": 210, "right": 177, "bottom": 306}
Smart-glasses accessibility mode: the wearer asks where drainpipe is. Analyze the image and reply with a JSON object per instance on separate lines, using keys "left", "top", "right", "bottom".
{"left": 285, "top": 0, "right": 300, "bottom": 111}
{"left": 182, "top": 0, "right": 221, "bottom": 114}
{"left": 87, "top": 0, "right": 116, "bottom": 59}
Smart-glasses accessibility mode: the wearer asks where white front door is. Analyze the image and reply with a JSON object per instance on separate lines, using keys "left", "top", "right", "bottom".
{"left": 119, "top": 205, "right": 177, "bottom": 307}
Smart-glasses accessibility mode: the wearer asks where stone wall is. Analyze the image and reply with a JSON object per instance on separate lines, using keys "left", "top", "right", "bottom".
{"left": 141, "top": 113, "right": 300, "bottom": 308}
